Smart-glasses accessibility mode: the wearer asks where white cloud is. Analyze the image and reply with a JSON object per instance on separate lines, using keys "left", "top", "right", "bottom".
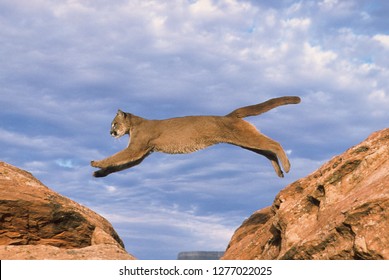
{"left": 282, "top": 17, "right": 311, "bottom": 29}
{"left": 369, "top": 89, "right": 389, "bottom": 103}
{"left": 97, "top": 205, "right": 237, "bottom": 258}
{"left": 373, "top": 34, "right": 389, "bottom": 49}
{"left": 189, "top": 0, "right": 221, "bottom": 16}
{"left": 0, "top": 128, "right": 51, "bottom": 149}
{"left": 22, "top": 161, "right": 50, "bottom": 176}
{"left": 319, "top": 0, "right": 339, "bottom": 10}
{"left": 55, "top": 159, "right": 75, "bottom": 169}
{"left": 303, "top": 43, "right": 337, "bottom": 68}
{"left": 368, "top": 89, "right": 389, "bottom": 117}
{"left": 105, "top": 185, "right": 117, "bottom": 193}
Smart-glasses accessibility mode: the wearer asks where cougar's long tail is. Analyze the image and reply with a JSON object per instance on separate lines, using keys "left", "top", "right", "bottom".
{"left": 226, "top": 96, "right": 301, "bottom": 118}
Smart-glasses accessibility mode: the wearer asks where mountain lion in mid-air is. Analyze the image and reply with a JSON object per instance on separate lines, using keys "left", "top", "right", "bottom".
{"left": 91, "top": 96, "right": 301, "bottom": 178}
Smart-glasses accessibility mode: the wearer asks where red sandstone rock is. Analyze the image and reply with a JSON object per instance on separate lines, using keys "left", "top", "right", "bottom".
{"left": 223, "top": 128, "right": 389, "bottom": 260}
{"left": 0, "top": 162, "right": 135, "bottom": 260}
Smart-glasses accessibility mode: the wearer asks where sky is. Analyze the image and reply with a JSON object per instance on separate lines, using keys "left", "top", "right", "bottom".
{"left": 0, "top": 0, "right": 388, "bottom": 259}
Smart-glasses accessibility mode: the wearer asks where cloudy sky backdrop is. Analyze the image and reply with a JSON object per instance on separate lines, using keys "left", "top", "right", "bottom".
{"left": 1, "top": 0, "right": 388, "bottom": 259}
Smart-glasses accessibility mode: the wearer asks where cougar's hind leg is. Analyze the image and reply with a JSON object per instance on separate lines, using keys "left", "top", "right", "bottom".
{"left": 242, "top": 148, "right": 284, "bottom": 177}
{"left": 261, "top": 138, "right": 290, "bottom": 173}
{"left": 232, "top": 120, "right": 291, "bottom": 174}
{"left": 259, "top": 150, "right": 285, "bottom": 177}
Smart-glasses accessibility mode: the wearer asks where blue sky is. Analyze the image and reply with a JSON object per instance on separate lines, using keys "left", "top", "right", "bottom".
{"left": 1, "top": 0, "right": 388, "bottom": 259}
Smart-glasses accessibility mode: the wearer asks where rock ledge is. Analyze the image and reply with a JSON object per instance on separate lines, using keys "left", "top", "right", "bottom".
{"left": 0, "top": 162, "right": 135, "bottom": 260}
{"left": 222, "top": 128, "right": 389, "bottom": 260}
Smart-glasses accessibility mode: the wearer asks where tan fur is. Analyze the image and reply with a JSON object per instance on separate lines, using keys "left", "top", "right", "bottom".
{"left": 91, "top": 96, "right": 301, "bottom": 178}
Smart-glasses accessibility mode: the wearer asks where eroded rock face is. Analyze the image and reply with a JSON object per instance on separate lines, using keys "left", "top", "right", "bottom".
{"left": 0, "top": 162, "right": 135, "bottom": 259}
{"left": 223, "top": 128, "right": 389, "bottom": 260}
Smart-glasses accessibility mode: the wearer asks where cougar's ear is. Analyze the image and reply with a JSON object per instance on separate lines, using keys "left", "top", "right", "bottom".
{"left": 117, "top": 109, "right": 125, "bottom": 117}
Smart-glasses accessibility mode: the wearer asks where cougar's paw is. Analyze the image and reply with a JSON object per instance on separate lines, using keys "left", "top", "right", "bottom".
{"left": 91, "top": 160, "right": 103, "bottom": 168}
{"left": 284, "top": 160, "right": 291, "bottom": 173}
{"left": 93, "top": 169, "right": 108, "bottom": 177}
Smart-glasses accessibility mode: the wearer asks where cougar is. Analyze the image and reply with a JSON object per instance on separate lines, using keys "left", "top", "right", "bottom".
{"left": 91, "top": 96, "right": 301, "bottom": 178}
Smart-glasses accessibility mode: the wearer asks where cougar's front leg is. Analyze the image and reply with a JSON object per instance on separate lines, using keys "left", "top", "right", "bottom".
{"left": 91, "top": 145, "right": 151, "bottom": 169}
{"left": 93, "top": 153, "right": 150, "bottom": 177}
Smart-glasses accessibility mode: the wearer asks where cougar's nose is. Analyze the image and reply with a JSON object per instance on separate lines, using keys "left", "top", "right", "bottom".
{"left": 110, "top": 130, "right": 117, "bottom": 137}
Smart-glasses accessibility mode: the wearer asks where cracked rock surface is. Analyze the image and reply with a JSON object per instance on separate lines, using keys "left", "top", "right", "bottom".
{"left": 0, "top": 162, "right": 135, "bottom": 260}
{"left": 223, "top": 128, "right": 389, "bottom": 260}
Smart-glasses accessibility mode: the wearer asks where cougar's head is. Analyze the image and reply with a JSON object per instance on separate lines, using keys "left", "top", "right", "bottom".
{"left": 110, "top": 109, "right": 129, "bottom": 138}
